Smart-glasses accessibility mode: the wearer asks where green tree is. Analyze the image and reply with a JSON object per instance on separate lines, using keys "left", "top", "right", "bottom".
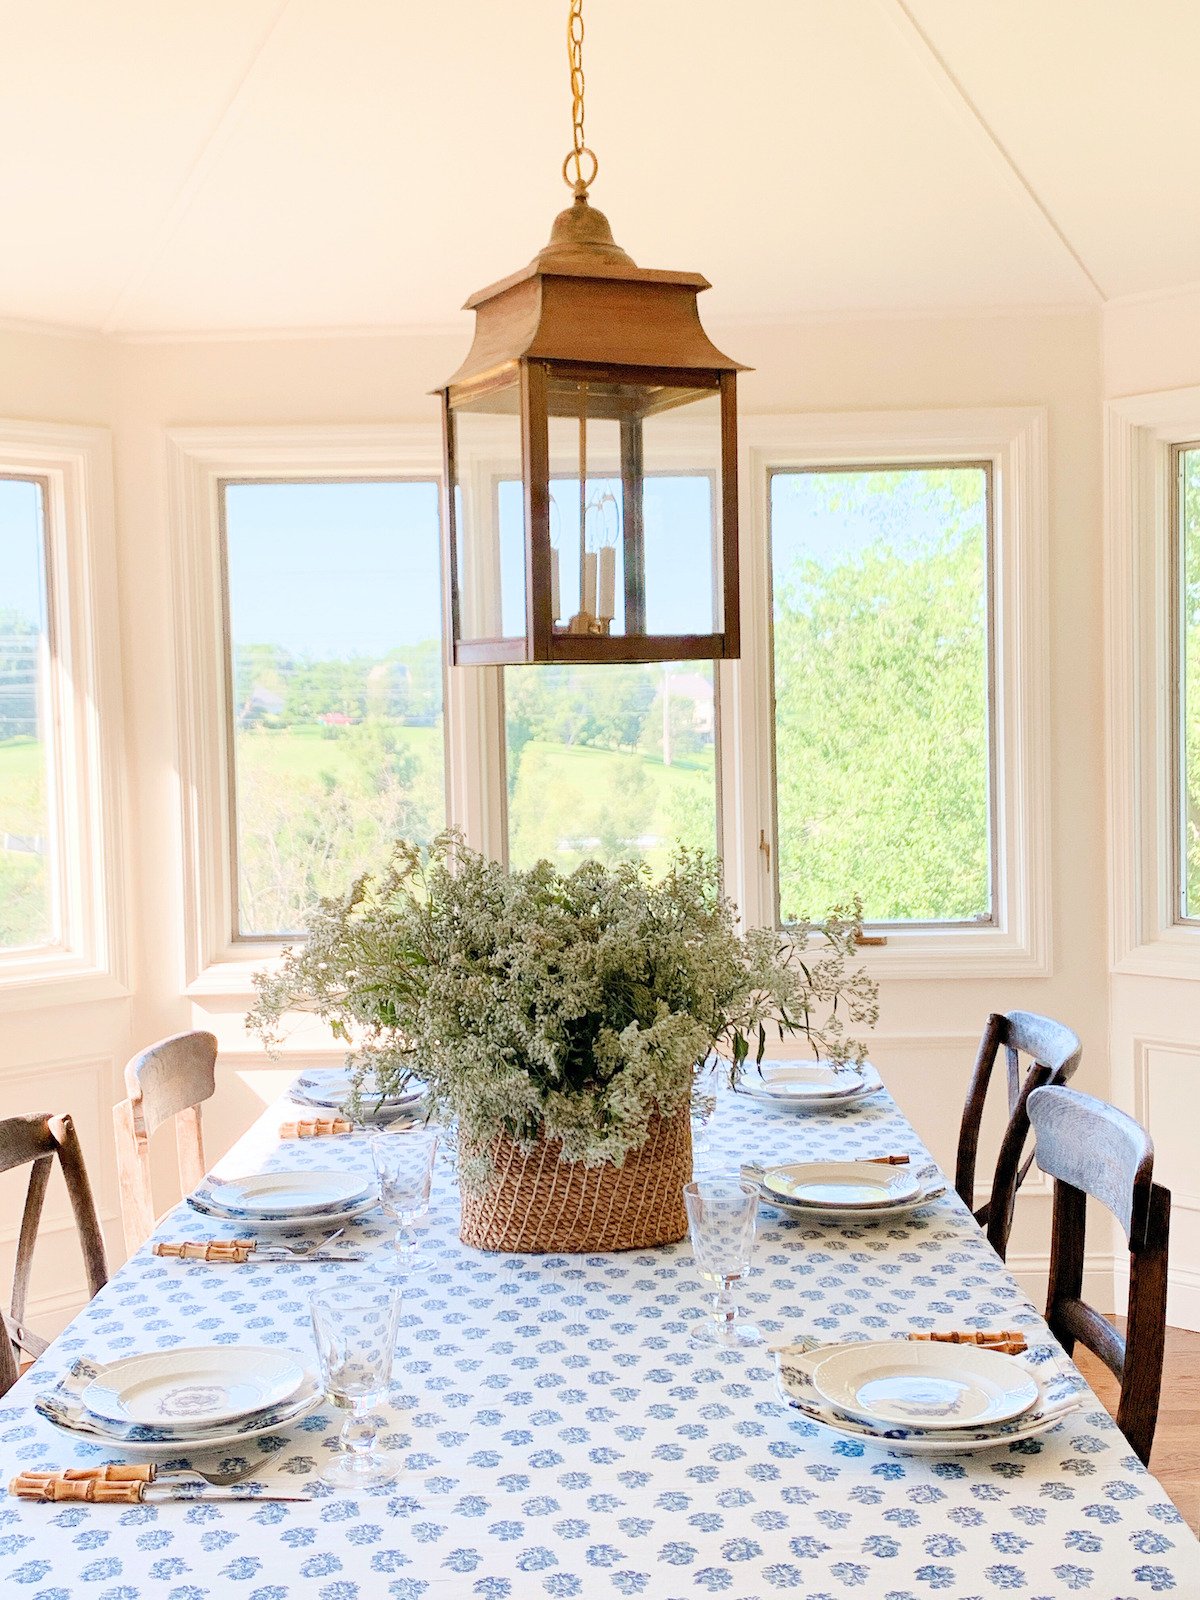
{"left": 773, "top": 469, "right": 989, "bottom": 924}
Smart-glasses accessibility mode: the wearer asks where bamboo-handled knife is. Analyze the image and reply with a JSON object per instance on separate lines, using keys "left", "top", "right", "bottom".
{"left": 10, "top": 1464, "right": 310, "bottom": 1503}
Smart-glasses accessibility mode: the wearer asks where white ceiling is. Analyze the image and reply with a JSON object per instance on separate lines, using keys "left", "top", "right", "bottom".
{"left": 3, "top": 0, "right": 1197, "bottom": 336}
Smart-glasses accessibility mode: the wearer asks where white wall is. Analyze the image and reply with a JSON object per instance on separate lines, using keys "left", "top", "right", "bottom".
{"left": 0, "top": 306, "right": 1110, "bottom": 1329}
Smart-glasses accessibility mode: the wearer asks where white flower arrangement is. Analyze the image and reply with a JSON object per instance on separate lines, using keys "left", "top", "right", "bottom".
{"left": 248, "top": 833, "right": 879, "bottom": 1188}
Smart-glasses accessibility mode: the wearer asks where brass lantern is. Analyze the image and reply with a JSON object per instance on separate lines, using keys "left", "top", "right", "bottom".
{"left": 436, "top": 2, "right": 747, "bottom": 667}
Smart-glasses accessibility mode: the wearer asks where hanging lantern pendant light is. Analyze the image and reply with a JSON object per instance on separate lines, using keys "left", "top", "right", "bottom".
{"left": 436, "top": 0, "right": 748, "bottom": 666}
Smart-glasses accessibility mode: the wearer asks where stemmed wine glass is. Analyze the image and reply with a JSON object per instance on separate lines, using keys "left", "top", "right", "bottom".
{"left": 684, "top": 1177, "right": 763, "bottom": 1348}
{"left": 371, "top": 1128, "right": 439, "bottom": 1272}
{"left": 310, "top": 1283, "right": 403, "bottom": 1489}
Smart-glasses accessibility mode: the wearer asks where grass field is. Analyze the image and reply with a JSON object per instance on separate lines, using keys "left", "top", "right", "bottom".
{"left": 0, "top": 725, "right": 716, "bottom": 942}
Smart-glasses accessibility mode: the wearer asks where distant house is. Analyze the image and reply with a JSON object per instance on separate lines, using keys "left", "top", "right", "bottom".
{"left": 667, "top": 671, "right": 715, "bottom": 736}
{"left": 319, "top": 711, "right": 353, "bottom": 726}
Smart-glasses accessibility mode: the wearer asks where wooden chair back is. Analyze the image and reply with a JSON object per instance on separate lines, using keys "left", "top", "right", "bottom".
{"left": 113, "top": 1030, "right": 217, "bottom": 1254}
{"left": 0, "top": 1113, "right": 108, "bottom": 1398}
{"left": 1028, "top": 1083, "right": 1170, "bottom": 1465}
{"left": 955, "top": 1009, "right": 1082, "bottom": 1259}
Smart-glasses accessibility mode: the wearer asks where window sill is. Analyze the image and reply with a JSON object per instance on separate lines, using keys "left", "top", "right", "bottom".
{"left": 851, "top": 923, "right": 1050, "bottom": 981}
{"left": 0, "top": 956, "right": 130, "bottom": 1013}
{"left": 1112, "top": 925, "right": 1200, "bottom": 982}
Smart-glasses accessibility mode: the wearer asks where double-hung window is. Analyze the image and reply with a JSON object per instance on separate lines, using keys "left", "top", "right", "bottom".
{"left": 0, "top": 423, "right": 125, "bottom": 1003}
{"left": 737, "top": 411, "right": 1050, "bottom": 976}
{"left": 1174, "top": 442, "right": 1200, "bottom": 923}
{"left": 768, "top": 463, "right": 995, "bottom": 929}
{"left": 221, "top": 479, "right": 445, "bottom": 938}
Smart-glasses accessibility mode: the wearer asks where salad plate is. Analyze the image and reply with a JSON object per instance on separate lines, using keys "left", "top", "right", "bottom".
{"left": 736, "top": 1061, "right": 882, "bottom": 1111}
{"left": 761, "top": 1160, "right": 920, "bottom": 1209}
{"left": 195, "top": 1169, "right": 372, "bottom": 1218}
{"left": 81, "top": 1345, "right": 307, "bottom": 1430}
{"left": 810, "top": 1338, "right": 1039, "bottom": 1431}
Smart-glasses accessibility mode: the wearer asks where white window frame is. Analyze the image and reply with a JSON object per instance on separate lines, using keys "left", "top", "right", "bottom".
{"left": 168, "top": 424, "right": 490, "bottom": 996}
{"left": 0, "top": 420, "right": 128, "bottom": 1010}
{"left": 1106, "top": 386, "right": 1200, "bottom": 976}
{"left": 726, "top": 408, "right": 1051, "bottom": 979}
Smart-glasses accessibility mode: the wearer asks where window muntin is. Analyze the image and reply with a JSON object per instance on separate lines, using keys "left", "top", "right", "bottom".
{"left": 768, "top": 464, "right": 995, "bottom": 929}
{"left": 222, "top": 478, "right": 445, "bottom": 938}
{"left": 1175, "top": 443, "right": 1200, "bottom": 921}
{"left": 0, "top": 476, "right": 55, "bottom": 952}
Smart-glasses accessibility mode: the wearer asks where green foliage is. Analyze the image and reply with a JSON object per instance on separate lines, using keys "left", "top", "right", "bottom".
{"left": 773, "top": 469, "right": 990, "bottom": 924}
{"left": 248, "top": 835, "right": 879, "bottom": 1187}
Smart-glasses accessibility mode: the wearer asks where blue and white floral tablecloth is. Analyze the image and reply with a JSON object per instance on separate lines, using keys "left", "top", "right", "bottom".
{"left": 1, "top": 1074, "right": 1197, "bottom": 1599}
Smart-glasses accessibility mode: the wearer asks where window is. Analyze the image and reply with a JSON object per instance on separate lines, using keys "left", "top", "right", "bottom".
{"left": 222, "top": 479, "right": 445, "bottom": 937}
{"left": 0, "top": 477, "right": 53, "bottom": 950}
{"left": 502, "top": 471, "right": 721, "bottom": 874}
{"left": 1175, "top": 443, "right": 1200, "bottom": 921}
{"left": 0, "top": 421, "right": 124, "bottom": 1005}
{"left": 769, "top": 465, "right": 994, "bottom": 928}
{"left": 505, "top": 660, "right": 718, "bottom": 873}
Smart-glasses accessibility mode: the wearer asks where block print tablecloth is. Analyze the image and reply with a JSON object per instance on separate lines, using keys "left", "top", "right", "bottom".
{"left": 1, "top": 1073, "right": 1197, "bottom": 1599}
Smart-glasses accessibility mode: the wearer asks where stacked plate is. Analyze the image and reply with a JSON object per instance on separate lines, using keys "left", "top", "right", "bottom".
{"left": 774, "top": 1338, "right": 1085, "bottom": 1455}
{"left": 735, "top": 1060, "right": 882, "bottom": 1113}
{"left": 189, "top": 1168, "right": 378, "bottom": 1230}
{"left": 747, "top": 1159, "right": 944, "bottom": 1222}
{"left": 292, "top": 1067, "right": 424, "bottom": 1125}
{"left": 36, "top": 1347, "right": 321, "bottom": 1459}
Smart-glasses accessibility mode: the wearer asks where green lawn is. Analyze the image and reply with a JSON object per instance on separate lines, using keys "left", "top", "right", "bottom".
{"left": 0, "top": 738, "right": 50, "bottom": 947}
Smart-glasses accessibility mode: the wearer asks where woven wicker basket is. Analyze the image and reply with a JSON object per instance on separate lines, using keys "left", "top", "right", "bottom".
{"left": 459, "top": 1107, "right": 692, "bottom": 1254}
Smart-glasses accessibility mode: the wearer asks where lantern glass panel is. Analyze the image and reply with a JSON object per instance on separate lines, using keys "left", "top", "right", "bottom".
{"left": 545, "top": 374, "right": 722, "bottom": 642}
{"left": 449, "top": 386, "right": 526, "bottom": 646}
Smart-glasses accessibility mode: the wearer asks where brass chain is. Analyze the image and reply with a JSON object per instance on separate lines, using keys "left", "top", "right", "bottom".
{"left": 562, "top": 0, "right": 598, "bottom": 194}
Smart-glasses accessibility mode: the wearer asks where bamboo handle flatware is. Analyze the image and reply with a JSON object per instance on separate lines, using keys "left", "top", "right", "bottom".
{"left": 9, "top": 1464, "right": 310, "bottom": 1503}
{"left": 279, "top": 1116, "right": 353, "bottom": 1139}
{"left": 154, "top": 1229, "right": 364, "bottom": 1263}
{"left": 154, "top": 1239, "right": 256, "bottom": 1263}
{"left": 910, "top": 1329, "right": 1028, "bottom": 1354}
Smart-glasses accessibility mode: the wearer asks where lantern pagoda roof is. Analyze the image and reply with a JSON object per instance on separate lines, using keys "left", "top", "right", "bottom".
{"left": 438, "top": 195, "right": 748, "bottom": 398}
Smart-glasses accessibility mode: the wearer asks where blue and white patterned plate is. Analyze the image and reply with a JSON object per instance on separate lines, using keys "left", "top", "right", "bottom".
{"left": 37, "top": 1359, "right": 324, "bottom": 1457}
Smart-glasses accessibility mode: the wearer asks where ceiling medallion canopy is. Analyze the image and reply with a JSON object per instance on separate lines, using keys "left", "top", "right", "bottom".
{"left": 436, "top": 0, "right": 747, "bottom": 666}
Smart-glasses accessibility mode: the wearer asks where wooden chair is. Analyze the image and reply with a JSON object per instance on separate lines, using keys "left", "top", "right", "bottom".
{"left": 955, "top": 1010, "right": 1082, "bottom": 1260}
{"left": 113, "top": 1030, "right": 218, "bottom": 1254}
{"left": 1028, "top": 1083, "right": 1170, "bottom": 1465}
{"left": 0, "top": 1113, "right": 108, "bottom": 1398}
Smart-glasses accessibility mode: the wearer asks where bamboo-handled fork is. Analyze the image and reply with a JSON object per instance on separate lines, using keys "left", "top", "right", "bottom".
{"left": 10, "top": 1463, "right": 310, "bottom": 1503}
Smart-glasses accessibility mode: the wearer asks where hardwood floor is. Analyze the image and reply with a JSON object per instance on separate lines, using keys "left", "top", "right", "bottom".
{"left": 1073, "top": 1324, "right": 1200, "bottom": 1535}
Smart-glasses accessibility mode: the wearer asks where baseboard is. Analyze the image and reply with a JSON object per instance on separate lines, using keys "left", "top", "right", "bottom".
{"left": 1116, "top": 1261, "right": 1200, "bottom": 1333}
{"left": 1007, "top": 1250, "right": 1117, "bottom": 1313}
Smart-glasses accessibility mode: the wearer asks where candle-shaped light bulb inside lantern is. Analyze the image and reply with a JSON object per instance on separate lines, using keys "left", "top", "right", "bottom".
{"left": 583, "top": 551, "right": 598, "bottom": 617}
{"left": 597, "top": 547, "right": 615, "bottom": 622}
{"left": 549, "top": 493, "right": 562, "bottom": 624}
{"left": 595, "top": 489, "right": 619, "bottom": 623}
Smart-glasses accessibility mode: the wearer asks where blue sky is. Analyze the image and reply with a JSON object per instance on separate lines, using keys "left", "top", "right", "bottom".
{"left": 0, "top": 477, "right": 47, "bottom": 629}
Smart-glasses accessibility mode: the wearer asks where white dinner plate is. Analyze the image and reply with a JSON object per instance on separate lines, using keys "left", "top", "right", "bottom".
{"left": 82, "top": 1345, "right": 307, "bottom": 1430}
{"left": 762, "top": 1161, "right": 921, "bottom": 1209}
{"left": 187, "top": 1190, "right": 379, "bottom": 1230}
{"left": 811, "top": 1339, "right": 1040, "bottom": 1431}
{"left": 197, "top": 1169, "right": 373, "bottom": 1218}
{"left": 758, "top": 1182, "right": 944, "bottom": 1223}
{"left": 42, "top": 1376, "right": 324, "bottom": 1458}
{"left": 736, "top": 1062, "right": 882, "bottom": 1111}
{"left": 773, "top": 1348, "right": 1081, "bottom": 1456}
{"left": 294, "top": 1069, "right": 422, "bottom": 1110}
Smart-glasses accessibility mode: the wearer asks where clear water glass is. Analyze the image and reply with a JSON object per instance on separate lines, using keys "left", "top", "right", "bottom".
{"left": 690, "top": 1055, "right": 721, "bottom": 1170}
{"left": 310, "top": 1283, "right": 403, "bottom": 1488}
{"left": 684, "top": 1177, "right": 763, "bottom": 1349}
{"left": 371, "top": 1127, "right": 439, "bottom": 1272}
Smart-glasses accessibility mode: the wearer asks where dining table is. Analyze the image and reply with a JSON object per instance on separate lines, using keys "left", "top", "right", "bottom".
{"left": 1, "top": 1067, "right": 1197, "bottom": 1599}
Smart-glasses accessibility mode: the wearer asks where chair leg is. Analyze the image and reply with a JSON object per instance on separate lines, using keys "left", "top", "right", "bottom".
{"left": 1118, "top": 1185, "right": 1170, "bottom": 1466}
